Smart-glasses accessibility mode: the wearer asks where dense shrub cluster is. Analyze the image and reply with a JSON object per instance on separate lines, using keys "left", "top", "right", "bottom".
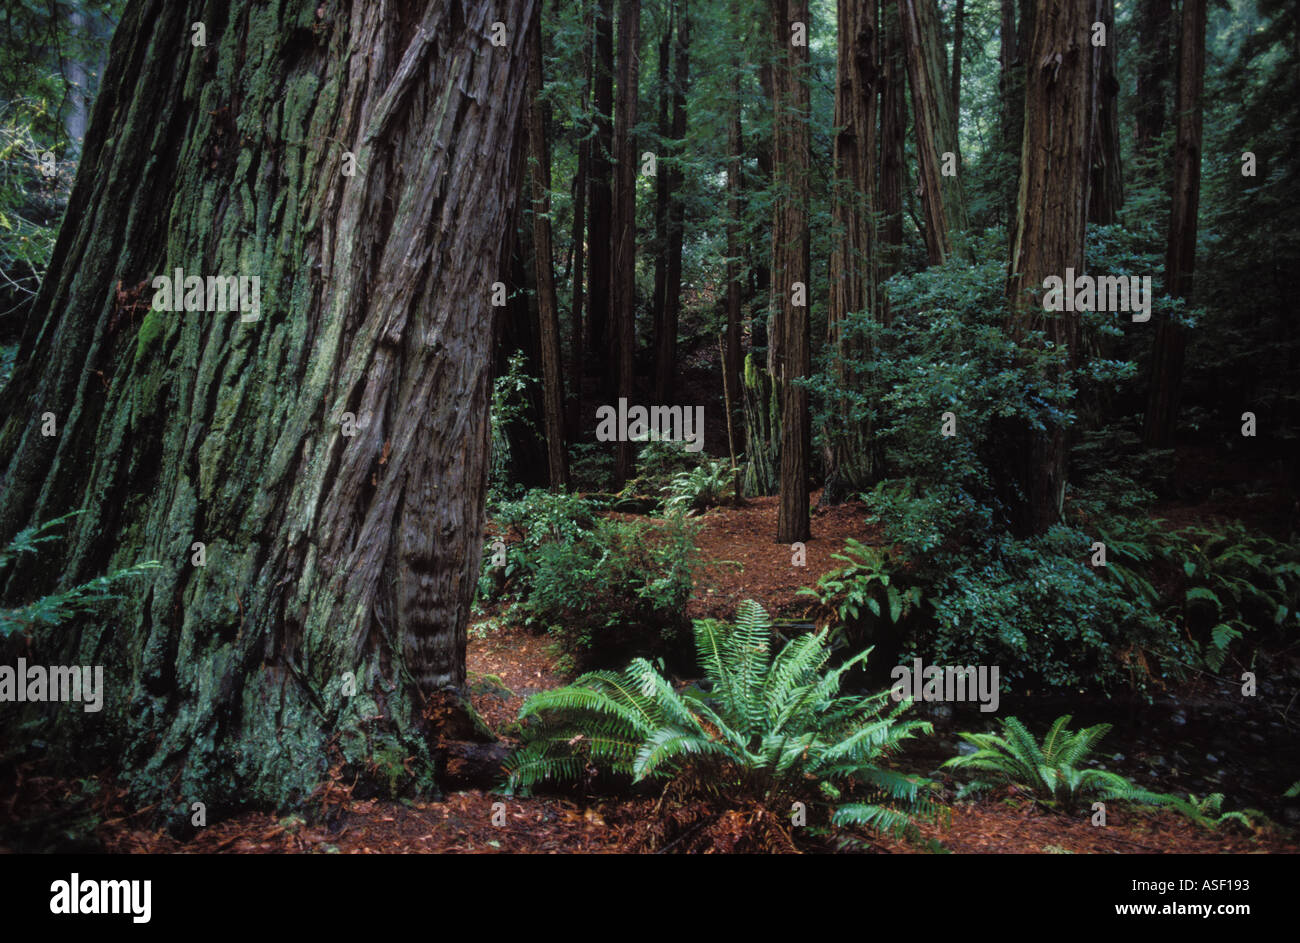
{"left": 478, "top": 490, "right": 697, "bottom": 671}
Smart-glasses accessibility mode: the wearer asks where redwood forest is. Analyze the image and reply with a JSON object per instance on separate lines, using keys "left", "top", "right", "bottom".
{"left": 0, "top": 0, "right": 1298, "bottom": 875}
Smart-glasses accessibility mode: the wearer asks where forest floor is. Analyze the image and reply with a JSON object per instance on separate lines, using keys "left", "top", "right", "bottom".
{"left": 4, "top": 492, "right": 1298, "bottom": 854}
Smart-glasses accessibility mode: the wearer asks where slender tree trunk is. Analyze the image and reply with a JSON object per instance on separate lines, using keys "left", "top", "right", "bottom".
{"left": 825, "top": 0, "right": 879, "bottom": 502}
{"left": 655, "top": 0, "right": 689, "bottom": 403}
{"left": 1088, "top": 0, "right": 1123, "bottom": 223}
{"left": 1002, "top": 0, "right": 1095, "bottom": 535}
{"left": 901, "top": 0, "right": 970, "bottom": 265}
{"left": 950, "top": 0, "right": 965, "bottom": 118}
{"left": 724, "top": 0, "right": 744, "bottom": 469}
{"left": 1144, "top": 0, "right": 1206, "bottom": 447}
{"left": 569, "top": 7, "right": 593, "bottom": 443}
{"left": 611, "top": 0, "right": 641, "bottom": 485}
{"left": 588, "top": 0, "right": 615, "bottom": 396}
{"left": 998, "top": 0, "right": 1020, "bottom": 227}
{"left": 527, "top": 11, "right": 568, "bottom": 490}
{"left": 1135, "top": 0, "right": 1172, "bottom": 166}
{"left": 651, "top": 16, "right": 672, "bottom": 372}
{"left": 771, "top": 0, "right": 811, "bottom": 544}
{"left": 0, "top": 0, "right": 536, "bottom": 818}
{"left": 879, "top": 0, "right": 907, "bottom": 282}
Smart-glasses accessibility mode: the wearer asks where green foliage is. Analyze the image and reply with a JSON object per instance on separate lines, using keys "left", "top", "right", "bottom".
{"left": 798, "top": 538, "right": 927, "bottom": 656}
{"left": 621, "top": 433, "right": 703, "bottom": 499}
{"left": 1159, "top": 792, "right": 1269, "bottom": 833}
{"left": 1097, "top": 518, "right": 1300, "bottom": 672}
{"left": 943, "top": 715, "right": 1172, "bottom": 814}
{"left": 488, "top": 350, "right": 539, "bottom": 503}
{"left": 662, "top": 458, "right": 734, "bottom": 513}
{"left": 0, "top": 511, "right": 161, "bottom": 639}
{"left": 507, "top": 599, "right": 939, "bottom": 841}
{"left": 479, "top": 490, "right": 697, "bottom": 671}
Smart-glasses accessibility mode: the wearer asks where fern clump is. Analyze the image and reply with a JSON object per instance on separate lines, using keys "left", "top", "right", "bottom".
{"left": 0, "top": 512, "right": 160, "bottom": 640}
{"left": 506, "top": 600, "right": 940, "bottom": 851}
{"left": 942, "top": 714, "right": 1174, "bottom": 814}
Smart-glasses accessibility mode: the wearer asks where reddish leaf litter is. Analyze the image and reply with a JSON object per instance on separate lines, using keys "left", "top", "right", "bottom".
{"left": 5, "top": 496, "right": 1297, "bottom": 854}
{"left": 686, "top": 493, "right": 879, "bottom": 621}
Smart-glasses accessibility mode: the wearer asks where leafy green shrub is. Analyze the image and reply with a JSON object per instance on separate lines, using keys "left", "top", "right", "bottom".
{"left": 662, "top": 459, "right": 734, "bottom": 513}
{"left": 942, "top": 715, "right": 1171, "bottom": 813}
{"left": 622, "top": 434, "right": 702, "bottom": 498}
{"left": 478, "top": 489, "right": 697, "bottom": 671}
{"left": 798, "top": 538, "right": 927, "bottom": 668}
{"left": 507, "top": 600, "right": 940, "bottom": 849}
{"left": 1097, "top": 517, "right": 1300, "bottom": 672}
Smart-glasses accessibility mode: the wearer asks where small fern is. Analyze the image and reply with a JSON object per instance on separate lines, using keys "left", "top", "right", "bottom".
{"left": 943, "top": 715, "right": 1174, "bottom": 814}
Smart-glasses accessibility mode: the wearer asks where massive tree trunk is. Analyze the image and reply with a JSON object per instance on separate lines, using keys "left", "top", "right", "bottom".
{"left": 0, "top": 0, "right": 536, "bottom": 821}
{"left": 1144, "top": 0, "right": 1206, "bottom": 447}
{"left": 771, "top": 0, "right": 811, "bottom": 544}
{"left": 654, "top": 0, "right": 690, "bottom": 403}
{"left": 1088, "top": 0, "right": 1123, "bottom": 223}
{"left": 588, "top": 0, "right": 615, "bottom": 396}
{"left": 1002, "top": 0, "right": 1095, "bottom": 535}
{"left": 611, "top": 0, "right": 640, "bottom": 485}
{"left": 825, "top": 0, "right": 880, "bottom": 502}
{"left": 526, "top": 11, "right": 569, "bottom": 489}
{"left": 901, "top": 0, "right": 970, "bottom": 265}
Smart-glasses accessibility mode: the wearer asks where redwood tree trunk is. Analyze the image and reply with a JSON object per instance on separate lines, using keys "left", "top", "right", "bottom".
{"left": 611, "top": 0, "right": 640, "bottom": 485}
{"left": 0, "top": 0, "right": 536, "bottom": 820}
{"left": 1135, "top": 0, "right": 1172, "bottom": 166}
{"left": 879, "top": 0, "right": 907, "bottom": 281}
{"left": 901, "top": 0, "right": 970, "bottom": 265}
{"left": 771, "top": 0, "right": 811, "bottom": 544}
{"left": 588, "top": 0, "right": 615, "bottom": 396}
{"left": 1144, "top": 0, "right": 1206, "bottom": 447}
{"left": 526, "top": 11, "right": 569, "bottom": 489}
{"left": 825, "top": 0, "right": 879, "bottom": 501}
{"left": 1088, "top": 0, "right": 1124, "bottom": 223}
{"left": 724, "top": 0, "right": 744, "bottom": 461}
{"left": 654, "top": 0, "right": 690, "bottom": 403}
{"left": 1002, "top": 0, "right": 1095, "bottom": 535}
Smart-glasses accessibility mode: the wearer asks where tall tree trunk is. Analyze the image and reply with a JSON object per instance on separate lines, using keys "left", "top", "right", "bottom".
{"left": 0, "top": 0, "right": 536, "bottom": 818}
{"left": 879, "top": 0, "right": 907, "bottom": 282}
{"left": 1135, "top": 0, "right": 1172, "bottom": 166}
{"left": 588, "top": 0, "right": 615, "bottom": 396}
{"left": 651, "top": 16, "right": 673, "bottom": 376}
{"left": 655, "top": 0, "right": 690, "bottom": 403}
{"left": 611, "top": 0, "right": 641, "bottom": 485}
{"left": 825, "top": 0, "right": 879, "bottom": 502}
{"left": 1144, "top": 0, "right": 1206, "bottom": 447}
{"left": 724, "top": 0, "right": 744, "bottom": 471}
{"left": 771, "top": 0, "right": 811, "bottom": 544}
{"left": 1088, "top": 0, "right": 1123, "bottom": 223}
{"left": 901, "top": 0, "right": 970, "bottom": 265}
{"left": 997, "top": 0, "right": 1020, "bottom": 227}
{"left": 1002, "top": 0, "right": 1095, "bottom": 535}
{"left": 950, "top": 0, "right": 965, "bottom": 118}
{"left": 526, "top": 11, "right": 569, "bottom": 490}
{"left": 569, "top": 7, "right": 592, "bottom": 444}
